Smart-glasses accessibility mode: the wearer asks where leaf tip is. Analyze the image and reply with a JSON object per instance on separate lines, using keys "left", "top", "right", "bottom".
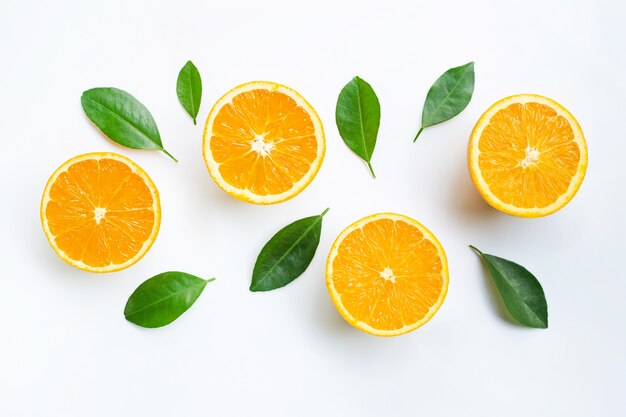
{"left": 537, "top": 313, "right": 549, "bottom": 329}
{"left": 80, "top": 89, "right": 92, "bottom": 108}
{"left": 528, "top": 318, "right": 548, "bottom": 329}
{"left": 367, "top": 161, "right": 376, "bottom": 178}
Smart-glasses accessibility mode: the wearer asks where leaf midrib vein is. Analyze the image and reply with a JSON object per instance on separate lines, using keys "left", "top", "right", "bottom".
{"left": 85, "top": 96, "right": 162, "bottom": 150}
{"left": 355, "top": 83, "right": 371, "bottom": 160}
{"left": 185, "top": 68, "right": 197, "bottom": 116}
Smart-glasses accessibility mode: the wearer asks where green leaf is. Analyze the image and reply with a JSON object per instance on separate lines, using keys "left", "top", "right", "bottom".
{"left": 335, "top": 76, "right": 380, "bottom": 178}
{"left": 470, "top": 246, "right": 548, "bottom": 328}
{"left": 81, "top": 87, "right": 177, "bottom": 161}
{"left": 124, "top": 271, "right": 215, "bottom": 328}
{"left": 413, "top": 62, "right": 475, "bottom": 142}
{"left": 251, "top": 208, "right": 329, "bottom": 292}
{"left": 176, "top": 60, "right": 203, "bottom": 125}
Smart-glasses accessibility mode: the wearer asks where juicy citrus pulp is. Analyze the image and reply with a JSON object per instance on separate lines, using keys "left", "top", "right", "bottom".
{"left": 202, "top": 81, "right": 325, "bottom": 204}
{"left": 41, "top": 152, "right": 160, "bottom": 272}
{"left": 326, "top": 213, "right": 449, "bottom": 336}
{"left": 469, "top": 94, "right": 587, "bottom": 217}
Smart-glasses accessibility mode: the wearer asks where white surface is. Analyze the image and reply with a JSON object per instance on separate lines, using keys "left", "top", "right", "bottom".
{"left": 1, "top": 1, "right": 624, "bottom": 416}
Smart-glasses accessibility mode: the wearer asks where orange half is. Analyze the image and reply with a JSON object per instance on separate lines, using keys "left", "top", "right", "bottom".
{"left": 202, "top": 81, "right": 325, "bottom": 204}
{"left": 469, "top": 94, "right": 588, "bottom": 217}
{"left": 41, "top": 152, "right": 160, "bottom": 272}
{"left": 326, "top": 213, "right": 449, "bottom": 336}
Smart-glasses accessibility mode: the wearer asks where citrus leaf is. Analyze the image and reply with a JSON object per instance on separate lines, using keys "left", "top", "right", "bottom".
{"left": 176, "top": 60, "right": 202, "bottom": 124}
{"left": 470, "top": 246, "right": 548, "bottom": 328}
{"left": 251, "top": 208, "right": 329, "bottom": 292}
{"left": 81, "top": 87, "right": 177, "bottom": 161}
{"left": 413, "top": 62, "right": 475, "bottom": 141}
{"left": 124, "top": 272, "right": 215, "bottom": 328}
{"left": 335, "top": 76, "right": 380, "bottom": 178}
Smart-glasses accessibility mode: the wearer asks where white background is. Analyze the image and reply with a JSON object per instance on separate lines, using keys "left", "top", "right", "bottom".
{"left": 1, "top": 0, "right": 624, "bottom": 415}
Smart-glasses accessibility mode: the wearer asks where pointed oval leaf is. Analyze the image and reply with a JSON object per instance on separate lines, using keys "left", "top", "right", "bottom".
{"left": 81, "top": 87, "right": 177, "bottom": 161}
{"left": 414, "top": 62, "right": 475, "bottom": 141}
{"left": 471, "top": 246, "right": 548, "bottom": 328}
{"left": 124, "top": 271, "right": 215, "bottom": 328}
{"left": 176, "top": 60, "right": 203, "bottom": 125}
{"left": 251, "top": 209, "right": 329, "bottom": 292}
{"left": 335, "top": 76, "right": 380, "bottom": 178}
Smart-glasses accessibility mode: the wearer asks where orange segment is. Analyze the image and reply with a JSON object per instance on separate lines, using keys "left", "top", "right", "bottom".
{"left": 203, "top": 81, "right": 325, "bottom": 204}
{"left": 469, "top": 94, "right": 587, "bottom": 217}
{"left": 41, "top": 152, "right": 160, "bottom": 272}
{"left": 326, "top": 213, "right": 449, "bottom": 337}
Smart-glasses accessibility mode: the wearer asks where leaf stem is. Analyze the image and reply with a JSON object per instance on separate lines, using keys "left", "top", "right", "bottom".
{"left": 206, "top": 277, "right": 216, "bottom": 283}
{"left": 469, "top": 245, "right": 484, "bottom": 256}
{"left": 162, "top": 148, "right": 178, "bottom": 162}
{"left": 321, "top": 208, "right": 330, "bottom": 217}
{"left": 366, "top": 161, "right": 376, "bottom": 179}
{"left": 193, "top": 118, "right": 197, "bottom": 125}
{"left": 413, "top": 126, "right": 424, "bottom": 143}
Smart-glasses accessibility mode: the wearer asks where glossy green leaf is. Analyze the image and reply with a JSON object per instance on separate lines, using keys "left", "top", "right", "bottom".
{"left": 413, "top": 62, "right": 475, "bottom": 141}
{"left": 176, "top": 60, "right": 202, "bottom": 125}
{"left": 471, "top": 246, "right": 548, "bottom": 328}
{"left": 335, "top": 76, "right": 380, "bottom": 178}
{"left": 81, "top": 87, "right": 177, "bottom": 161}
{"left": 124, "top": 271, "right": 215, "bottom": 328}
{"left": 251, "top": 208, "right": 329, "bottom": 292}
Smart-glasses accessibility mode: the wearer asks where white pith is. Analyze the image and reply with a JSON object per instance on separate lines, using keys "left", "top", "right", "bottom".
{"left": 250, "top": 133, "right": 274, "bottom": 157}
{"left": 379, "top": 267, "right": 396, "bottom": 283}
{"left": 93, "top": 207, "right": 107, "bottom": 223}
{"left": 521, "top": 146, "right": 540, "bottom": 168}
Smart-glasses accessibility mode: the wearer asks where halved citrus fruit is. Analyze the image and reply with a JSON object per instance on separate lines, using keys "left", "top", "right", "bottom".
{"left": 202, "top": 81, "right": 325, "bottom": 204}
{"left": 469, "top": 94, "right": 588, "bottom": 217}
{"left": 326, "top": 213, "right": 449, "bottom": 336}
{"left": 41, "top": 152, "right": 161, "bottom": 273}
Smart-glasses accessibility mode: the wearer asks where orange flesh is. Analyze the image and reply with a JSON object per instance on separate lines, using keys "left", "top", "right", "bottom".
{"left": 210, "top": 89, "right": 318, "bottom": 195}
{"left": 331, "top": 219, "right": 445, "bottom": 332}
{"left": 478, "top": 102, "right": 581, "bottom": 208}
{"left": 45, "top": 158, "right": 156, "bottom": 268}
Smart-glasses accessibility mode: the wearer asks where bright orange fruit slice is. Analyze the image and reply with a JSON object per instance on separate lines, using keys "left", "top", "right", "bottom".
{"left": 326, "top": 213, "right": 449, "bottom": 336}
{"left": 202, "top": 81, "right": 325, "bottom": 204}
{"left": 41, "top": 152, "right": 160, "bottom": 273}
{"left": 469, "top": 94, "right": 588, "bottom": 217}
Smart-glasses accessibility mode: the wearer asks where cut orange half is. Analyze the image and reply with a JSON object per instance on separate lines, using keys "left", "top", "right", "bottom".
{"left": 326, "top": 213, "right": 449, "bottom": 337}
{"left": 41, "top": 152, "right": 160, "bottom": 273}
{"left": 469, "top": 94, "right": 588, "bottom": 217}
{"left": 202, "top": 81, "right": 325, "bottom": 204}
